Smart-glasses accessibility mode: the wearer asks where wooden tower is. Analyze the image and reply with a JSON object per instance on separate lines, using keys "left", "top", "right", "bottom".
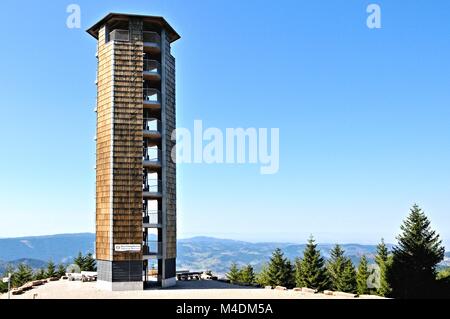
{"left": 87, "top": 13, "right": 179, "bottom": 290}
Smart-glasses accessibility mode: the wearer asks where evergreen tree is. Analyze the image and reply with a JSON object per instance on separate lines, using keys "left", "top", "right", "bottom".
{"left": 12, "top": 264, "right": 33, "bottom": 287}
{"left": 437, "top": 267, "right": 450, "bottom": 280}
{"left": 0, "top": 280, "right": 7, "bottom": 293}
{"left": 239, "top": 264, "right": 255, "bottom": 285}
{"left": 264, "top": 248, "right": 294, "bottom": 288}
{"left": 34, "top": 268, "right": 47, "bottom": 280}
{"left": 356, "top": 255, "right": 370, "bottom": 295}
{"left": 390, "top": 204, "right": 445, "bottom": 298}
{"left": 256, "top": 264, "right": 270, "bottom": 286}
{"left": 57, "top": 264, "right": 66, "bottom": 278}
{"left": 226, "top": 263, "right": 241, "bottom": 283}
{"left": 284, "top": 260, "right": 295, "bottom": 288}
{"left": 376, "top": 239, "right": 389, "bottom": 265}
{"left": 295, "top": 236, "right": 330, "bottom": 291}
{"left": 82, "top": 253, "right": 97, "bottom": 271}
{"left": 73, "top": 252, "right": 85, "bottom": 270}
{"left": 327, "top": 244, "right": 346, "bottom": 290}
{"left": 46, "top": 260, "right": 57, "bottom": 278}
{"left": 339, "top": 259, "right": 357, "bottom": 293}
{"left": 375, "top": 239, "right": 392, "bottom": 297}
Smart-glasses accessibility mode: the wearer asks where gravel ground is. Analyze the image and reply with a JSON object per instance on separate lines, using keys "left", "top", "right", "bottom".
{"left": 0, "top": 279, "right": 382, "bottom": 299}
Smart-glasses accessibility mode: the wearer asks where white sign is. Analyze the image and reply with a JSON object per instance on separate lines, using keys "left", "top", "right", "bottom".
{"left": 2, "top": 277, "right": 9, "bottom": 283}
{"left": 114, "top": 244, "right": 141, "bottom": 252}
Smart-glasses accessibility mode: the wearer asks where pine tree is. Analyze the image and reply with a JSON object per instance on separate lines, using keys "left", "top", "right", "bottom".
{"left": 327, "top": 244, "right": 346, "bottom": 290}
{"left": 12, "top": 264, "right": 33, "bottom": 287}
{"left": 376, "top": 239, "right": 389, "bottom": 265}
{"left": 256, "top": 264, "right": 270, "bottom": 286}
{"left": 339, "top": 259, "right": 357, "bottom": 293}
{"left": 390, "top": 204, "right": 445, "bottom": 298}
{"left": 437, "top": 267, "right": 450, "bottom": 280}
{"left": 356, "top": 255, "right": 370, "bottom": 295}
{"left": 0, "top": 280, "right": 7, "bottom": 293}
{"left": 375, "top": 239, "right": 391, "bottom": 297}
{"left": 46, "top": 260, "right": 57, "bottom": 278}
{"left": 34, "top": 268, "right": 47, "bottom": 280}
{"left": 239, "top": 264, "right": 255, "bottom": 285}
{"left": 57, "top": 264, "right": 66, "bottom": 278}
{"left": 295, "top": 236, "right": 330, "bottom": 291}
{"left": 264, "top": 248, "right": 294, "bottom": 288}
{"left": 73, "top": 252, "right": 85, "bottom": 270}
{"left": 226, "top": 263, "right": 241, "bottom": 283}
{"left": 284, "top": 260, "right": 295, "bottom": 288}
{"left": 82, "top": 253, "right": 97, "bottom": 271}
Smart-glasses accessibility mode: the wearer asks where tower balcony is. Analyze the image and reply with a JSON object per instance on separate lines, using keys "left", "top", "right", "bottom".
{"left": 143, "top": 88, "right": 161, "bottom": 109}
{"left": 143, "top": 148, "right": 161, "bottom": 169}
{"left": 143, "top": 60, "right": 161, "bottom": 81}
{"left": 143, "top": 31, "right": 161, "bottom": 54}
{"left": 143, "top": 118, "right": 161, "bottom": 139}
{"left": 109, "top": 29, "right": 130, "bottom": 42}
{"left": 143, "top": 179, "right": 162, "bottom": 198}
{"left": 143, "top": 210, "right": 162, "bottom": 228}
{"left": 143, "top": 241, "right": 162, "bottom": 259}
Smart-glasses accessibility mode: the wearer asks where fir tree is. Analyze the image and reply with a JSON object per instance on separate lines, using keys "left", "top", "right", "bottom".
{"left": 46, "top": 260, "right": 57, "bottom": 278}
{"left": 437, "top": 267, "right": 450, "bottom": 280}
{"left": 339, "top": 259, "right": 357, "bottom": 293}
{"left": 57, "top": 264, "right": 66, "bottom": 278}
{"left": 390, "top": 204, "right": 445, "bottom": 298}
{"left": 295, "top": 236, "right": 330, "bottom": 291}
{"left": 327, "top": 244, "right": 346, "bottom": 290}
{"left": 73, "top": 252, "right": 84, "bottom": 270}
{"left": 284, "top": 260, "right": 295, "bottom": 288}
{"left": 82, "top": 253, "right": 97, "bottom": 271}
{"left": 375, "top": 239, "right": 391, "bottom": 297}
{"left": 376, "top": 239, "right": 389, "bottom": 265}
{"left": 256, "top": 264, "right": 270, "bottom": 286}
{"left": 0, "top": 280, "right": 7, "bottom": 293}
{"left": 12, "top": 264, "right": 33, "bottom": 287}
{"left": 239, "top": 264, "right": 255, "bottom": 285}
{"left": 356, "top": 255, "right": 370, "bottom": 295}
{"left": 34, "top": 268, "right": 47, "bottom": 280}
{"left": 226, "top": 263, "right": 241, "bottom": 283}
{"left": 264, "top": 248, "right": 294, "bottom": 288}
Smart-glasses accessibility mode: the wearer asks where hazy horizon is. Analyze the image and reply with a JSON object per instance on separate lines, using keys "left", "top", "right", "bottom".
{"left": 1, "top": 1, "right": 449, "bottom": 247}
{"left": 2, "top": 230, "right": 450, "bottom": 248}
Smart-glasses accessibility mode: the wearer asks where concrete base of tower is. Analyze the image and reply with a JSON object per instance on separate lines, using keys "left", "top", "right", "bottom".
{"left": 97, "top": 280, "right": 143, "bottom": 291}
{"left": 161, "top": 277, "right": 176, "bottom": 288}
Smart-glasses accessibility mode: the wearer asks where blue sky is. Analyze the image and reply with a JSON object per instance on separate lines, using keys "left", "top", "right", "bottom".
{"left": 0, "top": 0, "right": 449, "bottom": 246}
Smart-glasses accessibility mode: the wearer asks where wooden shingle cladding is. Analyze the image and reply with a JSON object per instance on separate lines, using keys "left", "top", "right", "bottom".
{"left": 163, "top": 31, "right": 177, "bottom": 259}
{"left": 96, "top": 31, "right": 145, "bottom": 262}
{"left": 111, "top": 40, "right": 144, "bottom": 262}
{"left": 96, "top": 26, "right": 113, "bottom": 261}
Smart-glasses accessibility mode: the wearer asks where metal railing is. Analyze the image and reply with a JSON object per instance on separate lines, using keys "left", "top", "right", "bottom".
{"left": 143, "top": 88, "right": 161, "bottom": 103}
{"left": 143, "top": 148, "right": 161, "bottom": 162}
{"left": 108, "top": 30, "right": 160, "bottom": 44}
{"left": 143, "top": 60, "right": 161, "bottom": 74}
{"left": 143, "top": 242, "right": 162, "bottom": 255}
{"left": 109, "top": 29, "right": 129, "bottom": 42}
{"left": 143, "top": 210, "right": 162, "bottom": 224}
{"left": 143, "top": 31, "right": 161, "bottom": 45}
{"left": 143, "top": 179, "right": 162, "bottom": 193}
{"left": 143, "top": 118, "right": 161, "bottom": 132}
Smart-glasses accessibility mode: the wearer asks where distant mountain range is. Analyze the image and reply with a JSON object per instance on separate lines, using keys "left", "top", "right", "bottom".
{"left": 0, "top": 233, "right": 448, "bottom": 275}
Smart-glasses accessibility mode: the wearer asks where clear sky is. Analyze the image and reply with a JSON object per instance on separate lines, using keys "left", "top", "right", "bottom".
{"left": 0, "top": 0, "right": 449, "bottom": 246}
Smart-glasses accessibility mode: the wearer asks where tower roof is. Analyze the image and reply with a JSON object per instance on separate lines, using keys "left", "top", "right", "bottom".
{"left": 86, "top": 13, "right": 180, "bottom": 43}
